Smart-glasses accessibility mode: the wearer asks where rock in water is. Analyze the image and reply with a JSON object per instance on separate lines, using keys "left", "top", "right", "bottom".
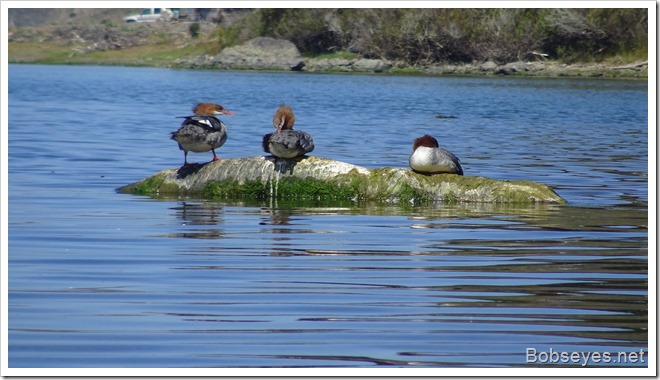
{"left": 118, "top": 156, "right": 566, "bottom": 204}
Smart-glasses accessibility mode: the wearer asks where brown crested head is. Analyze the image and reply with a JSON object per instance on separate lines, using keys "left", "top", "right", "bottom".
{"left": 193, "top": 102, "right": 236, "bottom": 116}
{"left": 273, "top": 104, "right": 295, "bottom": 133}
{"left": 412, "top": 134, "right": 440, "bottom": 151}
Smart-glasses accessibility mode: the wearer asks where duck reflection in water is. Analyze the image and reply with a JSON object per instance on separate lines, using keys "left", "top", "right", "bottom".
{"left": 168, "top": 202, "right": 225, "bottom": 239}
{"left": 259, "top": 207, "right": 313, "bottom": 256}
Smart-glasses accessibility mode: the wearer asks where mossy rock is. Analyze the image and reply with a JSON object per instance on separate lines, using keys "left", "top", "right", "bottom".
{"left": 117, "top": 156, "right": 566, "bottom": 204}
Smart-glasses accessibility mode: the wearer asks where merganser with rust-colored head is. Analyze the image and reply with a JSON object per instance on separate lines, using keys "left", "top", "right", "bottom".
{"left": 171, "top": 102, "right": 236, "bottom": 166}
{"left": 262, "top": 105, "right": 314, "bottom": 159}
{"left": 409, "top": 134, "right": 463, "bottom": 175}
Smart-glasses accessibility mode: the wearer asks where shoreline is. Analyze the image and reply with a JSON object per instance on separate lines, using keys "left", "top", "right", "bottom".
{"left": 8, "top": 27, "right": 648, "bottom": 79}
{"left": 7, "top": 56, "right": 649, "bottom": 80}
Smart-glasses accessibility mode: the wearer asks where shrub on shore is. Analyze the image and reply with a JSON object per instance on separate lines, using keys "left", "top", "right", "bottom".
{"left": 221, "top": 8, "right": 648, "bottom": 64}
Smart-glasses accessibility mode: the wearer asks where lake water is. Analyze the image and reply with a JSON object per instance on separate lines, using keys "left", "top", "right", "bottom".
{"left": 6, "top": 64, "right": 650, "bottom": 372}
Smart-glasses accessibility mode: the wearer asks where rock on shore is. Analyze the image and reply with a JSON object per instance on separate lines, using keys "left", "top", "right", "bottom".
{"left": 175, "top": 37, "right": 647, "bottom": 78}
{"left": 179, "top": 37, "right": 395, "bottom": 73}
{"left": 211, "top": 37, "right": 305, "bottom": 71}
{"left": 118, "top": 156, "right": 566, "bottom": 204}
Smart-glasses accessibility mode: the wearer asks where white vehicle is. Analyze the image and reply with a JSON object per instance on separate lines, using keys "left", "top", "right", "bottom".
{"left": 124, "top": 8, "right": 175, "bottom": 23}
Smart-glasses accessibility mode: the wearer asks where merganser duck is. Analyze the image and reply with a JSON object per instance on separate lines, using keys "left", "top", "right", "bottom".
{"left": 262, "top": 104, "right": 314, "bottom": 158}
{"left": 171, "top": 102, "right": 236, "bottom": 166}
{"left": 409, "top": 134, "right": 463, "bottom": 175}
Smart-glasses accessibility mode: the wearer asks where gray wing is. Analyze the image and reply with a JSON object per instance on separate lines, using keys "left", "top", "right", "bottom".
{"left": 294, "top": 131, "right": 314, "bottom": 153}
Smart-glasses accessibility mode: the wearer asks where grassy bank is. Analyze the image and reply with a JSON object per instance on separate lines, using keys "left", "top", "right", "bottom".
{"left": 9, "top": 40, "right": 209, "bottom": 67}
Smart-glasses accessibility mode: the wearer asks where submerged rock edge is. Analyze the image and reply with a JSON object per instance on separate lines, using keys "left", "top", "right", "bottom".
{"left": 117, "top": 156, "right": 566, "bottom": 204}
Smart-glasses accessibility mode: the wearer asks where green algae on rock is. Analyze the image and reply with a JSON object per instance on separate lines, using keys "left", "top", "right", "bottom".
{"left": 117, "top": 156, "right": 566, "bottom": 204}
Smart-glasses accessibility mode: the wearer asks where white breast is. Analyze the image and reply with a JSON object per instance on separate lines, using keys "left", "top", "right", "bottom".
{"left": 409, "top": 146, "right": 460, "bottom": 174}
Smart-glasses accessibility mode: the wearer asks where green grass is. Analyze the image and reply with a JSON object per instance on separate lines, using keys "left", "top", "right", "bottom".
{"left": 9, "top": 40, "right": 214, "bottom": 67}
{"left": 9, "top": 41, "right": 74, "bottom": 63}
{"left": 85, "top": 43, "right": 208, "bottom": 63}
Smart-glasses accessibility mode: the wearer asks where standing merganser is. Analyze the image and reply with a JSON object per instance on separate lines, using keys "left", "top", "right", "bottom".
{"left": 409, "top": 134, "right": 463, "bottom": 175}
{"left": 171, "top": 102, "right": 236, "bottom": 166}
{"left": 262, "top": 104, "right": 314, "bottom": 158}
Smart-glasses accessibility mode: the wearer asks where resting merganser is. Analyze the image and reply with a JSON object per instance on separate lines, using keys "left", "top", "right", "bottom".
{"left": 409, "top": 134, "right": 464, "bottom": 175}
{"left": 262, "top": 104, "right": 314, "bottom": 158}
{"left": 171, "top": 102, "right": 236, "bottom": 166}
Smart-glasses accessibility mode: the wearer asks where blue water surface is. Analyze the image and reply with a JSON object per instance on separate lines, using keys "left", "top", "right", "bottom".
{"left": 7, "top": 64, "right": 649, "bottom": 370}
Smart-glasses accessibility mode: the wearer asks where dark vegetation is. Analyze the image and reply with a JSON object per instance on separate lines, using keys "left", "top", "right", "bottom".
{"left": 188, "top": 22, "right": 201, "bottom": 38}
{"left": 219, "top": 8, "right": 648, "bottom": 64}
